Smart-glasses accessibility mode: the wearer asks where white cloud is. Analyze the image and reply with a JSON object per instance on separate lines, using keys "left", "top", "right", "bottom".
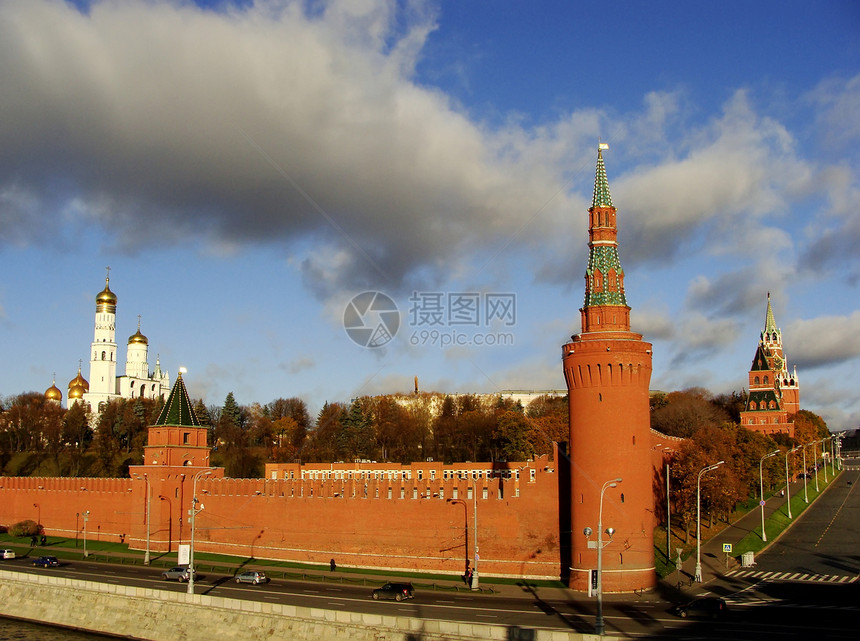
{"left": 787, "top": 311, "right": 860, "bottom": 369}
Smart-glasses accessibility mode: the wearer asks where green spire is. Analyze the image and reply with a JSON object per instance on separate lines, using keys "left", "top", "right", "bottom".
{"left": 583, "top": 145, "right": 627, "bottom": 308}
{"left": 155, "top": 371, "right": 202, "bottom": 426}
{"left": 764, "top": 292, "right": 778, "bottom": 335}
{"left": 591, "top": 147, "right": 613, "bottom": 208}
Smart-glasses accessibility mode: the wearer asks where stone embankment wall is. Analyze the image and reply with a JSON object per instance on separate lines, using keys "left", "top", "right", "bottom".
{"left": 0, "top": 570, "right": 591, "bottom": 641}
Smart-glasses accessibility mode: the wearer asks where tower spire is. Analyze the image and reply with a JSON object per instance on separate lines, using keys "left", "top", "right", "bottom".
{"left": 592, "top": 144, "right": 613, "bottom": 208}
{"left": 580, "top": 144, "right": 630, "bottom": 333}
{"left": 764, "top": 292, "right": 777, "bottom": 335}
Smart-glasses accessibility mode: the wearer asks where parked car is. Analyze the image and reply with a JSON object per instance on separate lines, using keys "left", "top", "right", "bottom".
{"left": 371, "top": 582, "right": 414, "bottom": 601}
{"left": 161, "top": 566, "right": 194, "bottom": 582}
{"left": 1, "top": 549, "right": 15, "bottom": 560}
{"left": 235, "top": 571, "right": 269, "bottom": 585}
{"left": 673, "top": 597, "right": 728, "bottom": 619}
{"left": 32, "top": 556, "right": 60, "bottom": 567}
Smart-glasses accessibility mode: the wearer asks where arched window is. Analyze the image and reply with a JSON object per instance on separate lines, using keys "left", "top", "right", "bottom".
{"left": 754, "top": 376, "right": 760, "bottom": 385}
{"left": 101, "top": 351, "right": 106, "bottom": 360}
{"left": 763, "top": 375, "right": 769, "bottom": 384}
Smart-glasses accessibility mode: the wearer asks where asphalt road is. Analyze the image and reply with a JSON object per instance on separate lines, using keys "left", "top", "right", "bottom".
{"left": 2, "top": 470, "right": 858, "bottom": 639}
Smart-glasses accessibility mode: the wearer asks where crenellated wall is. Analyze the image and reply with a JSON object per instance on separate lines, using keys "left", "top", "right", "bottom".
{"left": 0, "top": 453, "right": 565, "bottom": 580}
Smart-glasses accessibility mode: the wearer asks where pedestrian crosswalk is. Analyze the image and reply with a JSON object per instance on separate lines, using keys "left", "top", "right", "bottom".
{"left": 724, "top": 568, "right": 858, "bottom": 583}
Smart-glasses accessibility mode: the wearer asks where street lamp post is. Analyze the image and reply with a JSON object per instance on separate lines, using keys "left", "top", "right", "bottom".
{"left": 822, "top": 438, "right": 828, "bottom": 483}
{"left": 187, "top": 469, "right": 214, "bottom": 595}
{"left": 813, "top": 441, "right": 820, "bottom": 492}
{"left": 81, "top": 510, "right": 90, "bottom": 558}
{"left": 666, "top": 462, "right": 671, "bottom": 563}
{"left": 133, "top": 473, "right": 152, "bottom": 565}
{"left": 594, "top": 477, "right": 622, "bottom": 636}
{"left": 802, "top": 443, "right": 809, "bottom": 503}
{"left": 695, "top": 462, "right": 724, "bottom": 582}
{"left": 830, "top": 436, "right": 837, "bottom": 475}
{"left": 760, "top": 450, "right": 779, "bottom": 542}
{"left": 472, "top": 488, "right": 479, "bottom": 591}
{"left": 446, "top": 498, "right": 469, "bottom": 581}
{"left": 784, "top": 447, "right": 796, "bottom": 519}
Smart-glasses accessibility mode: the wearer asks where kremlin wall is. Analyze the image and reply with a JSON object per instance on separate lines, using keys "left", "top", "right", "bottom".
{"left": 0, "top": 146, "right": 797, "bottom": 592}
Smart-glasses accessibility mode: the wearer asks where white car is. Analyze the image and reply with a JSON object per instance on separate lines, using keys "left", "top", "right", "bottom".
{"left": 1, "top": 549, "right": 15, "bottom": 559}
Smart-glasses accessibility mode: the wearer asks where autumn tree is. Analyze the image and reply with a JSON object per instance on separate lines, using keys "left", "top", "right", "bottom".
{"left": 526, "top": 394, "right": 568, "bottom": 457}
{"left": 792, "top": 409, "right": 829, "bottom": 445}
{"left": 651, "top": 388, "right": 731, "bottom": 438}
{"left": 493, "top": 410, "right": 535, "bottom": 462}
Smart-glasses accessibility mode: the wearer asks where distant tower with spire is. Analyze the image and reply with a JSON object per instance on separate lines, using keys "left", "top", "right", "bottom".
{"left": 739, "top": 294, "right": 799, "bottom": 436}
{"left": 561, "top": 144, "right": 655, "bottom": 593}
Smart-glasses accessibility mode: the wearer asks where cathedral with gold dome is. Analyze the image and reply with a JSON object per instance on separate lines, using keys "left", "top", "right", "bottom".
{"left": 46, "top": 270, "right": 170, "bottom": 413}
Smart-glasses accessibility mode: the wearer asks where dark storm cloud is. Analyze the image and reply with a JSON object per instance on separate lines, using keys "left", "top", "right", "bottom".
{"left": 0, "top": 0, "right": 571, "bottom": 296}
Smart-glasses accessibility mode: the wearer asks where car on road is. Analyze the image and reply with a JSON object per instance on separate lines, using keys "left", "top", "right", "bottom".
{"left": 32, "top": 556, "right": 60, "bottom": 567}
{"left": 161, "top": 566, "right": 194, "bottom": 582}
{"left": 1, "top": 549, "right": 15, "bottom": 560}
{"left": 371, "top": 582, "right": 414, "bottom": 601}
{"left": 235, "top": 571, "right": 269, "bottom": 585}
{"left": 673, "top": 597, "right": 728, "bottom": 619}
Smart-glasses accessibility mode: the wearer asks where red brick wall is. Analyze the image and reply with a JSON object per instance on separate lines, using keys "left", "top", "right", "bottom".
{"left": 0, "top": 461, "right": 563, "bottom": 580}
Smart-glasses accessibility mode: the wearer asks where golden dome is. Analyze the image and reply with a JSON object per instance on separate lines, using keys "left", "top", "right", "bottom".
{"left": 128, "top": 329, "right": 148, "bottom": 345}
{"left": 68, "top": 369, "right": 89, "bottom": 393}
{"left": 96, "top": 277, "right": 117, "bottom": 310}
{"left": 68, "top": 384, "right": 85, "bottom": 400}
{"left": 128, "top": 318, "right": 148, "bottom": 345}
{"left": 45, "top": 382, "right": 62, "bottom": 402}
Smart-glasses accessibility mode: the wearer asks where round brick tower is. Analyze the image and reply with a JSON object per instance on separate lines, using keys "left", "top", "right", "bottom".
{"left": 562, "top": 145, "right": 655, "bottom": 593}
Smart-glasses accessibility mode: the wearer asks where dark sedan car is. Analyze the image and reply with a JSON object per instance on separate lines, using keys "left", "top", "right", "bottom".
{"left": 32, "top": 556, "right": 60, "bottom": 567}
{"left": 673, "top": 597, "right": 728, "bottom": 619}
{"left": 371, "top": 582, "right": 414, "bottom": 601}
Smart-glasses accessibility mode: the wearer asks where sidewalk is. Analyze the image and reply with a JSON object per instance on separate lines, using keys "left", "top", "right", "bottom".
{"left": 670, "top": 469, "right": 837, "bottom": 592}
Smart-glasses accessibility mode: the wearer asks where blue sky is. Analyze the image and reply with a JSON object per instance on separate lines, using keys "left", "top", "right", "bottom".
{"left": 1, "top": 0, "right": 858, "bottom": 429}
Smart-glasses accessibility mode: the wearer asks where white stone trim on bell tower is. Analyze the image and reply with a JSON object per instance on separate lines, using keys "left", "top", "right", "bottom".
{"left": 87, "top": 268, "right": 118, "bottom": 402}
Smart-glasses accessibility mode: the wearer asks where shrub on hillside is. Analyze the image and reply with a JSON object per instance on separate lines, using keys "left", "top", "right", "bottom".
{"left": 9, "top": 519, "right": 40, "bottom": 537}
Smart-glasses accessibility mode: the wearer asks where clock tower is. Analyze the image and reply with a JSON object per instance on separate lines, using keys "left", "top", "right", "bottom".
{"left": 739, "top": 294, "right": 799, "bottom": 436}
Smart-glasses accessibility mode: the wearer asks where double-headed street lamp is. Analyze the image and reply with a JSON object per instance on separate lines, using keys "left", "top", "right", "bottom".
{"left": 760, "top": 450, "right": 779, "bottom": 542}
{"left": 695, "top": 461, "right": 724, "bottom": 582}
{"left": 588, "top": 477, "right": 622, "bottom": 636}
{"left": 812, "top": 441, "right": 820, "bottom": 493}
{"left": 187, "top": 469, "right": 215, "bottom": 595}
{"left": 784, "top": 447, "right": 798, "bottom": 519}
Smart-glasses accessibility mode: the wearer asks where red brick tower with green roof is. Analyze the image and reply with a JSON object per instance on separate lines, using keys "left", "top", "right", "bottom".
{"left": 139, "top": 371, "right": 214, "bottom": 469}
{"left": 562, "top": 145, "right": 655, "bottom": 593}
{"left": 740, "top": 294, "right": 799, "bottom": 436}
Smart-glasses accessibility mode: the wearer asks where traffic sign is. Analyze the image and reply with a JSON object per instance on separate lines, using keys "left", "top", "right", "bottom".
{"left": 759, "top": 500, "right": 766, "bottom": 506}
{"left": 722, "top": 543, "right": 732, "bottom": 553}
